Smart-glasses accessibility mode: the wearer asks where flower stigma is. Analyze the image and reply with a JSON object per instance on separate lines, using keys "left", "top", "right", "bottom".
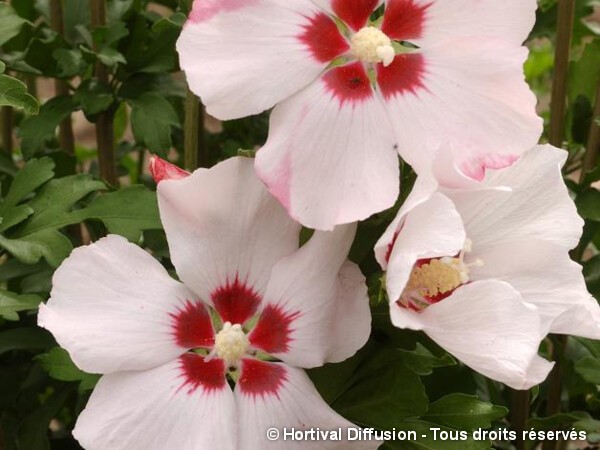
{"left": 350, "top": 26, "right": 395, "bottom": 67}
{"left": 212, "top": 322, "right": 250, "bottom": 367}
{"left": 401, "top": 239, "right": 483, "bottom": 311}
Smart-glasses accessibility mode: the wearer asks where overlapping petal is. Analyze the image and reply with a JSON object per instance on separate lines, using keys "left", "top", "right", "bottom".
{"left": 38, "top": 235, "right": 203, "bottom": 374}
{"left": 250, "top": 223, "right": 370, "bottom": 368}
{"left": 74, "top": 357, "right": 236, "bottom": 450}
{"left": 177, "top": 0, "right": 333, "bottom": 120}
{"left": 158, "top": 157, "right": 301, "bottom": 306}
{"left": 255, "top": 67, "right": 399, "bottom": 230}
{"left": 236, "top": 360, "right": 378, "bottom": 449}
{"left": 383, "top": 40, "right": 542, "bottom": 178}
{"left": 391, "top": 281, "right": 553, "bottom": 390}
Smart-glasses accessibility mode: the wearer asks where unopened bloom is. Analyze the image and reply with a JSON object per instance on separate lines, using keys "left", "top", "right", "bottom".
{"left": 39, "top": 157, "right": 374, "bottom": 449}
{"left": 375, "top": 145, "right": 600, "bottom": 389}
{"left": 177, "top": 0, "right": 542, "bottom": 230}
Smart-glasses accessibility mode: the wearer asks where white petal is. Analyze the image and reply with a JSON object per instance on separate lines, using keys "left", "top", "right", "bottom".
{"left": 255, "top": 66, "right": 399, "bottom": 230}
{"left": 236, "top": 360, "right": 377, "bottom": 450}
{"left": 38, "top": 235, "right": 203, "bottom": 374}
{"left": 158, "top": 157, "right": 301, "bottom": 311}
{"left": 177, "top": 0, "right": 333, "bottom": 120}
{"left": 470, "top": 239, "right": 600, "bottom": 339}
{"left": 410, "top": 280, "right": 553, "bottom": 390}
{"left": 383, "top": 40, "right": 541, "bottom": 178}
{"left": 449, "top": 145, "right": 583, "bottom": 250}
{"left": 74, "top": 357, "right": 236, "bottom": 450}
{"left": 374, "top": 174, "right": 439, "bottom": 269}
{"left": 411, "top": 0, "right": 537, "bottom": 47}
{"left": 384, "top": 192, "right": 466, "bottom": 304}
{"left": 249, "top": 224, "right": 369, "bottom": 368}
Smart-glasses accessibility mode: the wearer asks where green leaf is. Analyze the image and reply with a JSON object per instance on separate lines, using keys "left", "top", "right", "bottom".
{"left": 0, "top": 229, "right": 73, "bottom": 268}
{"left": 77, "top": 185, "right": 162, "bottom": 241}
{"left": 36, "top": 347, "right": 90, "bottom": 381}
{"left": 18, "top": 96, "right": 79, "bottom": 158}
{"left": 36, "top": 347, "right": 101, "bottom": 392}
{"left": 382, "top": 421, "right": 492, "bottom": 450}
{"left": 0, "top": 289, "right": 43, "bottom": 321}
{"left": 0, "top": 4, "right": 28, "bottom": 46}
{"left": 423, "top": 394, "right": 507, "bottom": 430}
{"left": 575, "top": 356, "right": 600, "bottom": 385}
{"left": 333, "top": 347, "right": 428, "bottom": 429}
{"left": 53, "top": 48, "right": 86, "bottom": 78}
{"left": 128, "top": 93, "right": 180, "bottom": 154}
{"left": 398, "top": 343, "right": 456, "bottom": 376}
{"left": 2, "top": 157, "right": 55, "bottom": 208}
{"left": 0, "top": 327, "right": 55, "bottom": 355}
{"left": 583, "top": 254, "right": 600, "bottom": 299}
{"left": 0, "top": 73, "right": 39, "bottom": 114}
{"left": 576, "top": 189, "right": 600, "bottom": 222}
{"left": 74, "top": 79, "right": 114, "bottom": 118}
{"left": 97, "top": 47, "right": 126, "bottom": 66}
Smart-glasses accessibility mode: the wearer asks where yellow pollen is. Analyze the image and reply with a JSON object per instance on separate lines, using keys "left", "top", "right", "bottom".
{"left": 214, "top": 322, "right": 249, "bottom": 367}
{"left": 406, "top": 258, "right": 465, "bottom": 298}
{"left": 350, "top": 26, "right": 395, "bottom": 66}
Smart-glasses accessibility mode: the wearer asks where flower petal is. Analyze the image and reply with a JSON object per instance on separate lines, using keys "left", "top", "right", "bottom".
{"left": 158, "top": 157, "right": 301, "bottom": 315}
{"left": 383, "top": 39, "right": 541, "bottom": 178}
{"left": 73, "top": 356, "right": 235, "bottom": 450}
{"left": 382, "top": 192, "right": 466, "bottom": 304}
{"left": 177, "top": 0, "right": 340, "bottom": 120}
{"left": 394, "top": 280, "right": 553, "bottom": 390}
{"left": 38, "top": 235, "right": 206, "bottom": 374}
{"left": 448, "top": 145, "right": 583, "bottom": 250}
{"left": 250, "top": 224, "right": 369, "bottom": 368}
{"left": 255, "top": 64, "right": 399, "bottom": 230}
{"left": 470, "top": 239, "right": 600, "bottom": 339}
{"left": 410, "top": 0, "right": 537, "bottom": 47}
{"left": 332, "top": 0, "right": 381, "bottom": 31}
{"left": 236, "top": 359, "right": 377, "bottom": 450}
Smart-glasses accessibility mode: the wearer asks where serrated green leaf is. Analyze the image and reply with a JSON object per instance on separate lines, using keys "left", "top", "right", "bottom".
{"left": 0, "top": 289, "right": 43, "bottom": 321}
{"left": 0, "top": 205, "right": 34, "bottom": 232}
{"left": 0, "top": 4, "right": 28, "bottom": 46}
{"left": 18, "top": 96, "right": 79, "bottom": 157}
{"left": 36, "top": 347, "right": 101, "bottom": 392}
{"left": 128, "top": 93, "right": 180, "bottom": 154}
{"left": 73, "top": 79, "right": 114, "bottom": 118}
{"left": 0, "top": 229, "right": 73, "bottom": 268}
{"left": 423, "top": 394, "right": 507, "bottom": 430}
{"left": 0, "top": 73, "right": 39, "bottom": 114}
{"left": 2, "top": 157, "right": 55, "bottom": 208}
{"left": 97, "top": 47, "right": 127, "bottom": 66}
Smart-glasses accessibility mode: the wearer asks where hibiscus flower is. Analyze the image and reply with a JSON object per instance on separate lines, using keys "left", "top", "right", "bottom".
{"left": 374, "top": 145, "right": 600, "bottom": 389}
{"left": 38, "top": 157, "right": 375, "bottom": 449}
{"left": 177, "top": 0, "right": 542, "bottom": 230}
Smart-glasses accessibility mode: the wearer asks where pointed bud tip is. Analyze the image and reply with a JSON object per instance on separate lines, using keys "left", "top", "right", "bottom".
{"left": 149, "top": 155, "right": 190, "bottom": 183}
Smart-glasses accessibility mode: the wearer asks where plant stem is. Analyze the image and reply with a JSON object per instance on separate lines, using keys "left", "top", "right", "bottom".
{"left": 549, "top": 0, "right": 576, "bottom": 148}
{"left": 90, "top": 0, "right": 117, "bottom": 186}
{"left": 184, "top": 88, "right": 207, "bottom": 170}
{"left": 1, "top": 106, "right": 13, "bottom": 154}
{"left": 510, "top": 389, "right": 530, "bottom": 450}
{"left": 544, "top": 3, "right": 575, "bottom": 449}
{"left": 50, "top": 0, "right": 75, "bottom": 155}
{"left": 580, "top": 83, "right": 600, "bottom": 183}
{"left": 542, "top": 335, "right": 568, "bottom": 450}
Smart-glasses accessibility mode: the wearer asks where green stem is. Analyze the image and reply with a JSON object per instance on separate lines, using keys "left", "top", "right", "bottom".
{"left": 184, "top": 87, "right": 205, "bottom": 171}
{"left": 510, "top": 389, "right": 530, "bottom": 450}
{"left": 50, "top": 0, "right": 75, "bottom": 156}
{"left": 90, "top": 0, "right": 117, "bottom": 185}
{"left": 1, "top": 106, "right": 13, "bottom": 155}
{"left": 580, "top": 82, "right": 600, "bottom": 183}
{"left": 548, "top": 0, "right": 576, "bottom": 148}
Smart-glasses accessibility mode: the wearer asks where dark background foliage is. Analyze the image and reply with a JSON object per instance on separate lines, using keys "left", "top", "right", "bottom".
{"left": 0, "top": 0, "right": 599, "bottom": 449}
